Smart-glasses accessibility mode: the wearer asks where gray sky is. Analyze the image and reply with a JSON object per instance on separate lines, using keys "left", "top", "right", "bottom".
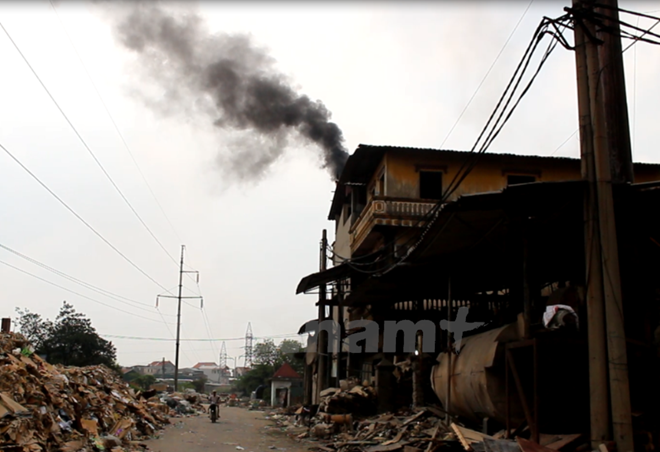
{"left": 1, "top": 1, "right": 659, "bottom": 368}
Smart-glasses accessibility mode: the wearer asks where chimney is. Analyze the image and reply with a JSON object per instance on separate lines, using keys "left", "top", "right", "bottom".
{"left": 1, "top": 318, "right": 11, "bottom": 333}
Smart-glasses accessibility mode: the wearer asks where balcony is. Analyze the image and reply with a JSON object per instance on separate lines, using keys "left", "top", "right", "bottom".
{"left": 348, "top": 197, "right": 437, "bottom": 253}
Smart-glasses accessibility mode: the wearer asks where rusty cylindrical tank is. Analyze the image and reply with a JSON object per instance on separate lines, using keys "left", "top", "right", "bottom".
{"left": 431, "top": 322, "right": 525, "bottom": 426}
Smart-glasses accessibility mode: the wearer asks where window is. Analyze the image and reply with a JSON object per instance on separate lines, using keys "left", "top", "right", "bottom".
{"left": 419, "top": 171, "right": 443, "bottom": 200}
{"left": 507, "top": 174, "right": 536, "bottom": 186}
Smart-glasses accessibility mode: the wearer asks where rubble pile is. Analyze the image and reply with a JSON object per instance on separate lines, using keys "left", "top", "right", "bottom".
{"left": 0, "top": 332, "right": 171, "bottom": 451}
{"left": 318, "top": 385, "right": 377, "bottom": 417}
{"left": 270, "top": 404, "right": 587, "bottom": 452}
{"left": 272, "top": 406, "right": 459, "bottom": 452}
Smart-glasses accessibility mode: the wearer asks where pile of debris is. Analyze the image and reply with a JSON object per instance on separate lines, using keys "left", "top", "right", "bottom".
{"left": 161, "top": 391, "right": 205, "bottom": 415}
{"left": 318, "top": 384, "right": 377, "bottom": 417}
{"left": 272, "top": 405, "right": 587, "bottom": 452}
{"left": 0, "top": 332, "right": 171, "bottom": 451}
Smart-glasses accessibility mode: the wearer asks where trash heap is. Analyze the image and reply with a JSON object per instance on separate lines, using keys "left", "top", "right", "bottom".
{"left": 0, "top": 332, "right": 171, "bottom": 452}
{"left": 271, "top": 402, "right": 587, "bottom": 452}
{"left": 318, "top": 385, "right": 377, "bottom": 417}
{"left": 274, "top": 406, "right": 460, "bottom": 452}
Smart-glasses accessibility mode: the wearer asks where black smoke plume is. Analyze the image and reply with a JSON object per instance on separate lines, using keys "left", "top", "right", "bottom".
{"left": 108, "top": 2, "right": 349, "bottom": 180}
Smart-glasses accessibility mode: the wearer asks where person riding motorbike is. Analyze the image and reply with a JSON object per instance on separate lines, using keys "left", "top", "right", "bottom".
{"left": 209, "top": 390, "right": 220, "bottom": 420}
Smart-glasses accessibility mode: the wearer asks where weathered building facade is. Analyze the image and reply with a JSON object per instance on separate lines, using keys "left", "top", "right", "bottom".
{"left": 298, "top": 144, "right": 660, "bottom": 441}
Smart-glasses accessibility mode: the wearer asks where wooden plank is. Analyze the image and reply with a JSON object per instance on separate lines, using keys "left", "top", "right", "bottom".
{"left": 451, "top": 423, "right": 494, "bottom": 451}
{"left": 517, "top": 437, "right": 556, "bottom": 452}
{"left": 403, "top": 411, "right": 426, "bottom": 426}
{"left": 483, "top": 438, "right": 520, "bottom": 452}
{"left": 383, "top": 427, "right": 408, "bottom": 446}
{"left": 365, "top": 442, "right": 409, "bottom": 452}
{"left": 544, "top": 435, "right": 582, "bottom": 451}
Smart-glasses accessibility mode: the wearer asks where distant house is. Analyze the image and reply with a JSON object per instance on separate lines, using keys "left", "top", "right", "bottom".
{"left": 145, "top": 360, "right": 176, "bottom": 376}
{"left": 126, "top": 365, "right": 149, "bottom": 375}
{"left": 233, "top": 366, "right": 251, "bottom": 378}
{"left": 193, "top": 362, "right": 231, "bottom": 384}
{"left": 270, "top": 363, "right": 303, "bottom": 408}
{"left": 179, "top": 367, "right": 206, "bottom": 380}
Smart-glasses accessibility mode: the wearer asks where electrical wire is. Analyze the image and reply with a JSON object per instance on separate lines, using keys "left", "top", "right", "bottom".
{"left": 440, "top": 0, "right": 535, "bottom": 148}
{"left": 550, "top": 129, "right": 579, "bottom": 156}
{"left": 0, "top": 258, "right": 174, "bottom": 324}
{"left": 333, "top": 15, "right": 573, "bottom": 277}
{"left": 100, "top": 333, "right": 302, "bottom": 341}
{"left": 0, "top": 141, "right": 170, "bottom": 292}
{"left": 48, "top": 0, "right": 185, "bottom": 248}
{"left": 0, "top": 242, "right": 176, "bottom": 315}
{"left": 0, "top": 20, "right": 181, "bottom": 271}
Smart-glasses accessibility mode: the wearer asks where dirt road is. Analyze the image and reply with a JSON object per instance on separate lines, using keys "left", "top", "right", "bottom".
{"left": 143, "top": 407, "right": 309, "bottom": 452}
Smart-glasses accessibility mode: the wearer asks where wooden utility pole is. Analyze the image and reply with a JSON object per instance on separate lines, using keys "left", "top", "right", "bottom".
{"left": 316, "top": 230, "right": 328, "bottom": 402}
{"left": 157, "top": 245, "right": 202, "bottom": 392}
{"left": 571, "top": 1, "right": 634, "bottom": 450}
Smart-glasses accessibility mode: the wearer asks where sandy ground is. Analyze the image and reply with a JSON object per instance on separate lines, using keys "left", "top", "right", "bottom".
{"left": 143, "top": 406, "right": 310, "bottom": 452}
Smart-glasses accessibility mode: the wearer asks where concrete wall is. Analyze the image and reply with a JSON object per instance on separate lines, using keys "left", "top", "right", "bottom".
{"left": 383, "top": 150, "right": 582, "bottom": 201}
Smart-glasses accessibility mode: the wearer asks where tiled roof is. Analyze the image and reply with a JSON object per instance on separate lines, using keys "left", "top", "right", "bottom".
{"left": 272, "top": 362, "right": 302, "bottom": 379}
{"left": 193, "top": 362, "right": 218, "bottom": 368}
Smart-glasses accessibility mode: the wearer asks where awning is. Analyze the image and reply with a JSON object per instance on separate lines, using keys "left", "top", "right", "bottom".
{"left": 296, "top": 263, "right": 352, "bottom": 294}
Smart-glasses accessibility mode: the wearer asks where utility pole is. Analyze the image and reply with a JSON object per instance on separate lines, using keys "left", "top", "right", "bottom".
{"left": 162, "top": 357, "right": 165, "bottom": 380}
{"left": 316, "top": 229, "right": 328, "bottom": 403}
{"left": 571, "top": 1, "right": 633, "bottom": 451}
{"left": 157, "top": 245, "right": 202, "bottom": 392}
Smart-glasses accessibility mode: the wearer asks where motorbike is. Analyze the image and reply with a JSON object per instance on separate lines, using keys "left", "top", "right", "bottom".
{"left": 210, "top": 404, "right": 219, "bottom": 423}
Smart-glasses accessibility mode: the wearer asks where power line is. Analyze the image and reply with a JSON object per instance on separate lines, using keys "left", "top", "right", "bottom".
{"left": 156, "top": 307, "right": 195, "bottom": 366}
{"left": 0, "top": 258, "right": 173, "bottom": 324}
{"left": 551, "top": 129, "right": 579, "bottom": 156}
{"left": 0, "top": 20, "right": 181, "bottom": 270}
{"left": 336, "top": 14, "right": 573, "bottom": 277}
{"left": 48, "top": 1, "right": 185, "bottom": 246}
{"left": 0, "top": 141, "right": 170, "bottom": 292}
{"left": 100, "top": 333, "right": 302, "bottom": 342}
{"left": 0, "top": 242, "right": 176, "bottom": 316}
{"left": 439, "top": 0, "right": 535, "bottom": 148}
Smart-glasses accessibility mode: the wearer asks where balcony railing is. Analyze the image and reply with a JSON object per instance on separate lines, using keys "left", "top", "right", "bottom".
{"left": 349, "top": 197, "right": 437, "bottom": 252}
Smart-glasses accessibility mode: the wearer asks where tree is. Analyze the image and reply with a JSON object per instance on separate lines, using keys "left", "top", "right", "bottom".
{"left": 15, "top": 308, "right": 51, "bottom": 350}
{"left": 278, "top": 338, "right": 305, "bottom": 374}
{"left": 191, "top": 376, "right": 207, "bottom": 393}
{"left": 234, "top": 338, "right": 305, "bottom": 396}
{"left": 253, "top": 339, "right": 279, "bottom": 366}
{"left": 234, "top": 364, "right": 274, "bottom": 397}
{"left": 134, "top": 374, "right": 157, "bottom": 390}
{"left": 15, "top": 302, "right": 118, "bottom": 369}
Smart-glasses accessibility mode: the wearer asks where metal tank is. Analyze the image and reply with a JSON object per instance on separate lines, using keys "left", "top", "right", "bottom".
{"left": 431, "top": 322, "right": 524, "bottom": 425}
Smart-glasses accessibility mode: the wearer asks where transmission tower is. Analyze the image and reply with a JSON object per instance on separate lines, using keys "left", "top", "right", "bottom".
{"left": 244, "top": 323, "right": 254, "bottom": 367}
{"left": 219, "top": 341, "right": 227, "bottom": 369}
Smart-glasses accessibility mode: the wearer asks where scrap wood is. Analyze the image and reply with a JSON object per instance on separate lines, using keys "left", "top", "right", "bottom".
{"left": 424, "top": 425, "right": 441, "bottom": 452}
{"left": 383, "top": 426, "right": 408, "bottom": 446}
{"left": 483, "top": 438, "right": 520, "bottom": 452}
{"left": 404, "top": 447, "right": 423, "bottom": 452}
{"left": 311, "top": 445, "right": 336, "bottom": 452}
{"left": 517, "top": 437, "right": 557, "bottom": 452}
{"left": 366, "top": 441, "right": 410, "bottom": 452}
{"left": 0, "top": 393, "right": 29, "bottom": 417}
{"left": 402, "top": 411, "right": 426, "bottom": 426}
{"left": 543, "top": 434, "right": 582, "bottom": 451}
{"left": 0, "top": 332, "right": 173, "bottom": 452}
{"left": 451, "top": 423, "right": 494, "bottom": 452}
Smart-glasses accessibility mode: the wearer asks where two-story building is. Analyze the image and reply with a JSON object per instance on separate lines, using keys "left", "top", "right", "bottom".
{"left": 192, "top": 362, "right": 231, "bottom": 384}
{"left": 298, "top": 144, "right": 660, "bottom": 435}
